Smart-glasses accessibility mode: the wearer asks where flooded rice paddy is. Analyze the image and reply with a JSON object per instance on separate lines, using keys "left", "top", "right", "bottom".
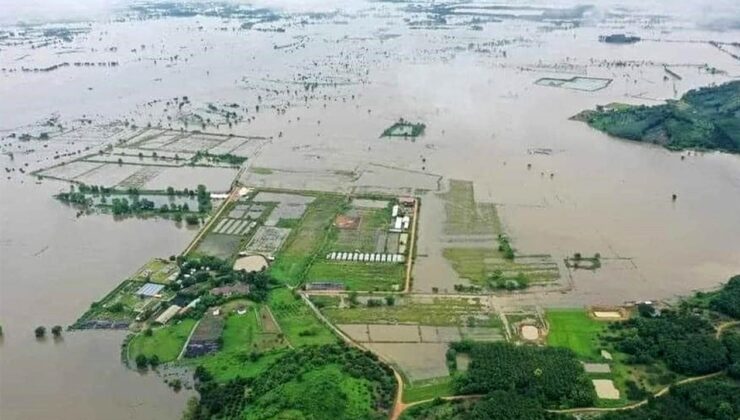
{"left": 1, "top": 0, "right": 739, "bottom": 417}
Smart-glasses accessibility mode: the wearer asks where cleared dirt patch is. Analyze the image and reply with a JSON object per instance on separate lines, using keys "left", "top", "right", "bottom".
{"left": 338, "top": 324, "right": 370, "bottom": 342}
{"left": 521, "top": 325, "right": 539, "bottom": 341}
{"left": 368, "top": 324, "right": 420, "bottom": 342}
{"left": 419, "top": 326, "right": 462, "bottom": 343}
{"left": 593, "top": 379, "right": 620, "bottom": 399}
{"left": 366, "top": 342, "right": 449, "bottom": 381}
{"left": 583, "top": 363, "right": 611, "bottom": 373}
{"left": 233, "top": 255, "right": 268, "bottom": 272}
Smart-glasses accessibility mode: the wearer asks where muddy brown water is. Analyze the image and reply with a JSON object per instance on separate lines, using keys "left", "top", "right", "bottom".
{"left": 1, "top": 0, "right": 740, "bottom": 416}
{"left": 0, "top": 179, "right": 196, "bottom": 419}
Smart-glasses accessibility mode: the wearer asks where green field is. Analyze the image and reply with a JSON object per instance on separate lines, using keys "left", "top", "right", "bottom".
{"left": 402, "top": 378, "right": 455, "bottom": 403}
{"left": 221, "top": 307, "right": 287, "bottom": 353}
{"left": 306, "top": 261, "right": 404, "bottom": 291}
{"left": 332, "top": 206, "right": 392, "bottom": 252}
{"left": 439, "top": 180, "right": 501, "bottom": 236}
{"left": 268, "top": 288, "right": 337, "bottom": 346}
{"left": 443, "top": 248, "right": 560, "bottom": 288}
{"left": 270, "top": 194, "right": 347, "bottom": 285}
{"left": 186, "top": 349, "right": 286, "bottom": 382}
{"left": 128, "top": 319, "right": 196, "bottom": 362}
{"left": 546, "top": 309, "right": 605, "bottom": 359}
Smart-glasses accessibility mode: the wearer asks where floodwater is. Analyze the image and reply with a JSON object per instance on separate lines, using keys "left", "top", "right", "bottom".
{"left": 0, "top": 179, "right": 196, "bottom": 419}
{"left": 1, "top": 0, "right": 740, "bottom": 416}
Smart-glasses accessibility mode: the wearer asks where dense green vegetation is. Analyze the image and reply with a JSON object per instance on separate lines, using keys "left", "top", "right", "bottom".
{"left": 603, "top": 309, "right": 729, "bottom": 376}
{"left": 581, "top": 81, "right": 740, "bottom": 153}
{"left": 267, "top": 288, "right": 337, "bottom": 346}
{"left": 451, "top": 341, "right": 596, "bottom": 409}
{"left": 269, "top": 194, "right": 347, "bottom": 285}
{"left": 710, "top": 274, "right": 740, "bottom": 318}
{"left": 192, "top": 150, "right": 247, "bottom": 166}
{"left": 546, "top": 309, "right": 606, "bottom": 359}
{"left": 56, "top": 183, "right": 211, "bottom": 217}
{"left": 184, "top": 344, "right": 396, "bottom": 420}
{"left": 599, "top": 378, "right": 740, "bottom": 420}
{"left": 401, "top": 391, "right": 569, "bottom": 420}
{"left": 381, "top": 118, "right": 426, "bottom": 138}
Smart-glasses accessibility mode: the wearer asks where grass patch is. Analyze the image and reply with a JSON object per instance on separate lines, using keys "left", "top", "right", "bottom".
{"left": 221, "top": 307, "right": 287, "bottom": 353}
{"left": 439, "top": 180, "right": 501, "bottom": 236}
{"left": 128, "top": 319, "right": 196, "bottom": 362}
{"left": 306, "top": 261, "right": 404, "bottom": 291}
{"left": 546, "top": 308, "right": 605, "bottom": 360}
{"left": 268, "top": 288, "right": 337, "bottom": 346}
{"left": 270, "top": 194, "right": 347, "bottom": 286}
{"left": 185, "top": 349, "right": 286, "bottom": 382}
{"left": 444, "top": 248, "right": 559, "bottom": 289}
{"left": 403, "top": 377, "right": 455, "bottom": 403}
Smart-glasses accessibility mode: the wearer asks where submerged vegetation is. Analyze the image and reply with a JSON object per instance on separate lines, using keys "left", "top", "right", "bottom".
{"left": 577, "top": 81, "right": 740, "bottom": 153}
{"left": 381, "top": 118, "right": 426, "bottom": 138}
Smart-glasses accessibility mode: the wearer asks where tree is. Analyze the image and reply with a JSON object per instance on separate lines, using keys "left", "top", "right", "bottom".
{"left": 35, "top": 326, "right": 46, "bottom": 338}
{"left": 185, "top": 214, "right": 199, "bottom": 225}
{"left": 135, "top": 354, "right": 149, "bottom": 369}
{"left": 149, "top": 354, "right": 160, "bottom": 368}
{"left": 385, "top": 295, "right": 395, "bottom": 306}
{"left": 51, "top": 325, "right": 63, "bottom": 337}
{"left": 144, "top": 328, "right": 153, "bottom": 337}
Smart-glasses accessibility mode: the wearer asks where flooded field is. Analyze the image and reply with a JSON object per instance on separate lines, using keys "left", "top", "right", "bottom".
{"left": 1, "top": 0, "right": 739, "bottom": 417}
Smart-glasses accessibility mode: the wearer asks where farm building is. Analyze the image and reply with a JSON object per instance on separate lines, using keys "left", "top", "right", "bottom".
{"left": 155, "top": 304, "right": 181, "bottom": 324}
{"left": 136, "top": 283, "right": 165, "bottom": 297}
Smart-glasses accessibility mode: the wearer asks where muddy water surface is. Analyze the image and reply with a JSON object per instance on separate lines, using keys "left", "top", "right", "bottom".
{"left": 0, "top": 179, "right": 196, "bottom": 420}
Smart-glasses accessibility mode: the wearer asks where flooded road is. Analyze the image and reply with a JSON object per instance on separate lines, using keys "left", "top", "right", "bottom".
{"left": 0, "top": 179, "right": 195, "bottom": 420}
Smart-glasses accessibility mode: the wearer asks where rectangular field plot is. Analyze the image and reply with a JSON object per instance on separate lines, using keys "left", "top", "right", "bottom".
{"left": 37, "top": 161, "right": 104, "bottom": 180}
{"left": 420, "top": 326, "right": 462, "bottom": 343}
{"left": 116, "top": 166, "right": 165, "bottom": 189}
{"left": 269, "top": 195, "right": 347, "bottom": 285}
{"left": 546, "top": 309, "right": 607, "bottom": 359}
{"left": 253, "top": 192, "right": 315, "bottom": 226}
{"left": 306, "top": 260, "right": 404, "bottom": 291}
{"left": 368, "top": 324, "right": 421, "bottom": 342}
{"left": 535, "top": 76, "right": 612, "bottom": 92}
{"left": 332, "top": 206, "right": 393, "bottom": 253}
{"left": 323, "top": 297, "right": 497, "bottom": 327}
{"left": 141, "top": 166, "right": 238, "bottom": 192}
{"left": 366, "top": 342, "right": 449, "bottom": 381}
{"left": 73, "top": 163, "right": 143, "bottom": 187}
{"left": 160, "top": 135, "right": 225, "bottom": 153}
{"left": 439, "top": 180, "right": 501, "bottom": 236}
{"left": 195, "top": 233, "right": 244, "bottom": 259}
{"left": 212, "top": 218, "right": 254, "bottom": 236}
{"left": 444, "top": 247, "right": 560, "bottom": 288}
{"left": 243, "top": 226, "right": 291, "bottom": 259}
{"left": 267, "top": 288, "right": 337, "bottom": 347}
{"left": 83, "top": 154, "right": 182, "bottom": 167}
